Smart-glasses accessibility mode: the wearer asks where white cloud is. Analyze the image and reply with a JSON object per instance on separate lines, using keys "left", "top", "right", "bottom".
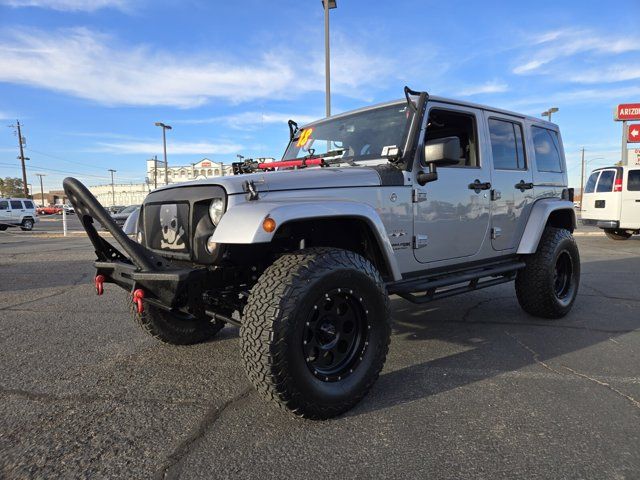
{"left": 0, "top": 27, "right": 405, "bottom": 108}
{"left": 92, "top": 140, "right": 243, "bottom": 155}
{"left": 176, "top": 111, "right": 320, "bottom": 128}
{"left": 0, "top": 0, "right": 130, "bottom": 11}
{"left": 566, "top": 65, "right": 640, "bottom": 84}
{"left": 456, "top": 80, "right": 508, "bottom": 96}
{"left": 513, "top": 28, "right": 640, "bottom": 75}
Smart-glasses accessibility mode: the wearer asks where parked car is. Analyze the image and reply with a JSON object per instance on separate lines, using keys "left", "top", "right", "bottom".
{"left": 37, "top": 204, "right": 62, "bottom": 215}
{"left": 581, "top": 165, "right": 640, "bottom": 239}
{"left": 61, "top": 204, "right": 75, "bottom": 214}
{"left": 108, "top": 205, "right": 126, "bottom": 214}
{"left": 111, "top": 205, "right": 140, "bottom": 227}
{"left": 0, "top": 198, "right": 39, "bottom": 231}
{"left": 64, "top": 87, "right": 578, "bottom": 419}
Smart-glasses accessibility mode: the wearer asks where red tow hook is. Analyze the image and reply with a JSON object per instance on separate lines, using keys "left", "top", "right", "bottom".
{"left": 95, "top": 275, "right": 105, "bottom": 296}
{"left": 132, "top": 289, "right": 145, "bottom": 314}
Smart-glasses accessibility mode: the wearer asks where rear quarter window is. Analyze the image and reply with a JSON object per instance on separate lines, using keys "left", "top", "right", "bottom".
{"left": 24, "top": 200, "right": 35, "bottom": 209}
{"left": 532, "top": 126, "right": 563, "bottom": 172}
{"left": 628, "top": 170, "right": 640, "bottom": 191}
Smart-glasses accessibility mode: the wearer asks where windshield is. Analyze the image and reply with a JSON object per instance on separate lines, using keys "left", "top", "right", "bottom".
{"left": 283, "top": 103, "right": 412, "bottom": 165}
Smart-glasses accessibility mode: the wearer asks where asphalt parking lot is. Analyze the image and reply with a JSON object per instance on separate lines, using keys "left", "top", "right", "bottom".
{"left": 1, "top": 230, "right": 639, "bottom": 479}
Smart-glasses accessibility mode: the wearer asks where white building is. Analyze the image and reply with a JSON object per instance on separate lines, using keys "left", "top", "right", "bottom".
{"left": 88, "top": 157, "right": 275, "bottom": 207}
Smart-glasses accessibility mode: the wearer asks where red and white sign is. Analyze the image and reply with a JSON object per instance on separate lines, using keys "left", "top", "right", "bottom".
{"left": 615, "top": 103, "right": 640, "bottom": 121}
{"left": 200, "top": 160, "right": 212, "bottom": 167}
{"left": 628, "top": 124, "right": 640, "bottom": 143}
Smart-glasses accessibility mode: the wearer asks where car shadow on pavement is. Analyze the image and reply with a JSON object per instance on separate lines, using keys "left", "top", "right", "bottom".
{"left": 347, "top": 256, "right": 640, "bottom": 417}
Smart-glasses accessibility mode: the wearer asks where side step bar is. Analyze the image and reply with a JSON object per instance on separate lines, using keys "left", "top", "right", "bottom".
{"left": 387, "top": 260, "right": 525, "bottom": 304}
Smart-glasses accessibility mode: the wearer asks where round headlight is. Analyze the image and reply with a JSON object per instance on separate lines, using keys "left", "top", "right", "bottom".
{"left": 209, "top": 198, "right": 224, "bottom": 226}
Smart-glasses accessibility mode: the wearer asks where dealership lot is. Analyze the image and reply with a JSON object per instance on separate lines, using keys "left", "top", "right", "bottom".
{"left": 0, "top": 232, "right": 638, "bottom": 479}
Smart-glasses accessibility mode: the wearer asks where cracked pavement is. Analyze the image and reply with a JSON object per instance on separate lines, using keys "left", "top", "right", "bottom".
{"left": 1, "top": 233, "right": 639, "bottom": 479}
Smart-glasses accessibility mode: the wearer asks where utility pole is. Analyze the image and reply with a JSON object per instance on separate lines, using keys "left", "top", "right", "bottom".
{"left": 322, "top": 0, "right": 337, "bottom": 117}
{"left": 155, "top": 122, "right": 172, "bottom": 185}
{"left": 35, "top": 173, "right": 46, "bottom": 207}
{"left": 153, "top": 155, "right": 158, "bottom": 189}
{"left": 108, "top": 169, "right": 116, "bottom": 207}
{"left": 10, "top": 120, "right": 29, "bottom": 197}
{"left": 579, "top": 148, "right": 585, "bottom": 209}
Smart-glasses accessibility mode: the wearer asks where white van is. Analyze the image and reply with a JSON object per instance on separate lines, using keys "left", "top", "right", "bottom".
{"left": 0, "top": 198, "right": 39, "bottom": 231}
{"left": 581, "top": 165, "right": 640, "bottom": 240}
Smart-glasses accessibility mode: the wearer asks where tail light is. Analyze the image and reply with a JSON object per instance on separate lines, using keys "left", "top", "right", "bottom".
{"left": 614, "top": 177, "right": 622, "bottom": 192}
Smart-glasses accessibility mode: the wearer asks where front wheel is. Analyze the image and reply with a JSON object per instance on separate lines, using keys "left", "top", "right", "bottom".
{"left": 515, "top": 227, "right": 580, "bottom": 319}
{"left": 131, "top": 302, "right": 225, "bottom": 345}
{"left": 241, "top": 248, "right": 391, "bottom": 419}
{"left": 604, "top": 229, "right": 632, "bottom": 241}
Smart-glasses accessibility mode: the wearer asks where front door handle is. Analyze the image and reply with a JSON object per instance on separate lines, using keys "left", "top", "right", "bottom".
{"left": 468, "top": 179, "right": 491, "bottom": 193}
{"left": 515, "top": 180, "right": 534, "bottom": 191}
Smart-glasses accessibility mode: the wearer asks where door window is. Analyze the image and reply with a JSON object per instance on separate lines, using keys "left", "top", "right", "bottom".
{"left": 0, "top": 200, "right": 8, "bottom": 209}
{"left": 596, "top": 170, "right": 615, "bottom": 192}
{"left": 488, "top": 118, "right": 526, "bottom": 170}
{"left": 628, "top": 170, "right": 640, "bottom": 191}
{"left": 10, "top": 200, "right": 23, "bottom": 209}
{"left": 585, "top": 172, "right": 599, "bottom": 193}
{"left": 532, "top": 126, "right": 563, "bottom": 172}
{"left": 424, "top": 109, "right": 478, "bottom": 167}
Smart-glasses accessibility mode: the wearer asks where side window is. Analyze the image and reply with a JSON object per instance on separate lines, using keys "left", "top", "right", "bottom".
{"left": 24, "top": 200, "right": 35, "bottom": 209}
{"left": 584, "top": 172, "right": 599, "bottom": 193}
{"left": 532, "top": 126, "right": 563, "bottom": 172}
{"left": 596, "top": 170, "right": 615, "bottom": 192}
{"left": 0, "top": 200, "right": 8, "bottom": 209}
{"left": 10, "top": 200, "right": 23, "bottom": 209}
{"left": 488, "top": 118, "right": 526, "bottom": 170}
{"left": 424, "top": 109, "right": 479, "bottom": 167}
{"left": 628, "top": 170, "right": 640, "bottom": 191}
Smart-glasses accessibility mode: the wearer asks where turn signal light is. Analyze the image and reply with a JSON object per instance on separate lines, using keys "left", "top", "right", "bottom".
{"left": 262, "top": 217, "right": 276, "bottom": 233}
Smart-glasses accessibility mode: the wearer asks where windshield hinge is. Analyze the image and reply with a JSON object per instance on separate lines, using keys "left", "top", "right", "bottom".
{"left": 412, "top": 189, "right": 427, "bottom": 203}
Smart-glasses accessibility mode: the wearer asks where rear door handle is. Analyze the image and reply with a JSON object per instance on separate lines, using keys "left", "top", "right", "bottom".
{"left": 515, "top": 180, "right": 534, "bottom": 191}
{"left": 468, "top": 179, "right": 491, "bottom": 192}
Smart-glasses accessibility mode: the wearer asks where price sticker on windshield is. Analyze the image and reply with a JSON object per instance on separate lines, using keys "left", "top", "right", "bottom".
{"left": 296, "top": 128, "right": 313, "bottom": 147}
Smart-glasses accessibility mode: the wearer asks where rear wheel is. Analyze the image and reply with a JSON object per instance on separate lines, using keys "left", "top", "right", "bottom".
{"left": 20, "top": 218, "right": 34, "bottom": 231}
{"left": 131, "top": 302, "right": 225, "bottom": 345}
{"left": 604, "top": 229, "right": 632, "bottom": 241}
{"left": 515, "top": 227, "right": 580, "bottom": 319}
{"left": 241, "top": 248, "right": 391, "bottom": 419}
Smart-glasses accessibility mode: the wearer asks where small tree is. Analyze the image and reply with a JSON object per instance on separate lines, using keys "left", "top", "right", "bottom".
{"left": 0, "top": 177, "right": 25, "bottom": 198}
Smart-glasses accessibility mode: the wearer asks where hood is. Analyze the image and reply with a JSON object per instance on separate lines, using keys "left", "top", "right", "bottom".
{"left": 152, "top": 166, "right": 384, "bottom": 195}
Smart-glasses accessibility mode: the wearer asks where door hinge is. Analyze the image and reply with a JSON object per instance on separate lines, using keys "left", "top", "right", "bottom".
{"left": 491, "top": 227, "right": 502, "bottom": 239}
{"left": 413, "top": 234, "right": 429, "bottom": 249}
{"left": 412, "top": 189, "right": 427, "bottom": 203}
{"left": 491, "top": 189, "right": 501, "bottom": 201}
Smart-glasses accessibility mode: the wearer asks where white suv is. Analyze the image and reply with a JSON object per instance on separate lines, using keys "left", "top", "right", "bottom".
{"left": 0, "top": 198, "right": 38, "bottom": 231}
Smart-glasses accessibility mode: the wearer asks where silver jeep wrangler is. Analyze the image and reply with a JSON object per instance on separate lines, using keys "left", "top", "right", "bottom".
{"left": 64, "top": 87, "right": 579, "bottom": 419}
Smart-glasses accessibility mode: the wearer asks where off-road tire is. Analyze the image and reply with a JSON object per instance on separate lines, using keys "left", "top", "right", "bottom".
{"left": 21, "top": 218, "right": 34, "bottom": 231}
{"left": 131, "top": 302, "right": 224, "bottom": 345}
{"left": 515, "top": 227, "right": 580, "bottom": 319}
{"left": 241, "top": 248, "right": 391, "bottom": 419}
{"left": 604, "top": 229, "right": 632, "bottom": 241}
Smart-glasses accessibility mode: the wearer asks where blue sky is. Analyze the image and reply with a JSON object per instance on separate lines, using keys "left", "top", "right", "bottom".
{"left": 0, "top": 0, "right": 639, "bottom": 191}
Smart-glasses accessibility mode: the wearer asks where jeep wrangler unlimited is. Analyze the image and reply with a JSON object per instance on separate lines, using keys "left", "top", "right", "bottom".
{"left": 64, "top": 87, "right": 579, "bottom": 419}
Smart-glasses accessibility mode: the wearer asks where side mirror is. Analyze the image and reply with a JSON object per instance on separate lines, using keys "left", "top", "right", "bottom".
{"left": 417, "top": 137, "right": 461, "bottom": 185}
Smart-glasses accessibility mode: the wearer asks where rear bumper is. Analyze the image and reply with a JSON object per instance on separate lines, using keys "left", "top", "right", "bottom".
{"left": 580, "top": 218, "right": 619, "bottom": 229}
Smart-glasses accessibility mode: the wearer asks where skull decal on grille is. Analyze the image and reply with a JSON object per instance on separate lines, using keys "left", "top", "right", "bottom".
{"left": 159, "top": 204, "right": 186, "bottom": 250}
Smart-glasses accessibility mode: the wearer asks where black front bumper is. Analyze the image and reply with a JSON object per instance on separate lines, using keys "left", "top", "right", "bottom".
{"left": 63, "top": 177, "right": 206, "bottom": 312}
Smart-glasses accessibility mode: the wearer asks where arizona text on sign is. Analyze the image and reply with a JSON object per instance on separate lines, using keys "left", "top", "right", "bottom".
{"left": 627, "top": 124, "right": 640, "bottom": 143}
{"left": 615, "top": 103, "right": 640, "bottom": 121}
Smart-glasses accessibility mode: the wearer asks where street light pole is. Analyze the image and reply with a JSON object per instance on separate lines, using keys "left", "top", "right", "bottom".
{"left": 541, "top": 107, "right": 559, "bottom": 122}
{"left": 322, "top": 0, "right": 337, "bottom": 118}
{"left": 35, "top": 173, "right": 46, "bottom": 207}
{"left": 155, "top": 122, "right": 172, "bottom": 185}
{"left": 108, "top": 169, "right": 116, "bottom": 207}
{"left": 579, "top": 147, "right": 585, "bottom": 208}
